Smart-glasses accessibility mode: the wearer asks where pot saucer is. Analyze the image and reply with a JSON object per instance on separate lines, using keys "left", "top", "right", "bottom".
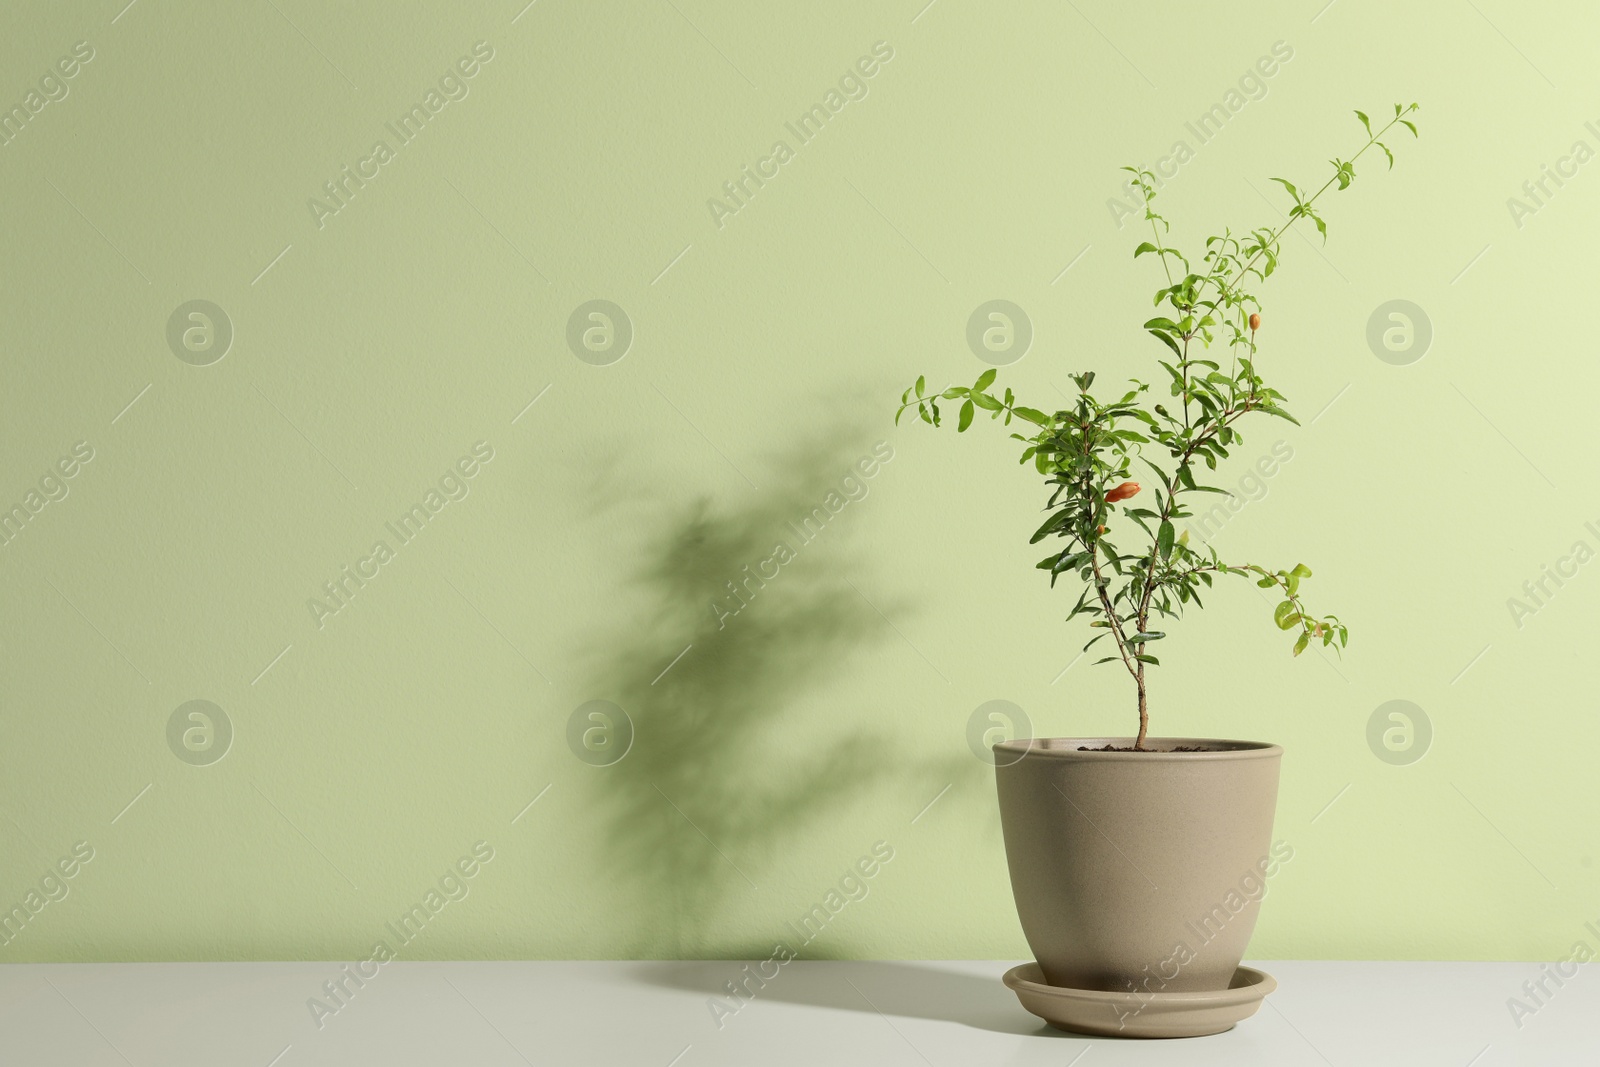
{"left": 1002, "top": 962, "right": 1276, "bottom": 1038}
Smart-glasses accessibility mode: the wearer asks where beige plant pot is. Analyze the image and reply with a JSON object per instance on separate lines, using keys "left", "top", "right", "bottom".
{"left": 994, "top": 737, "right": 1283, "bottom": 994}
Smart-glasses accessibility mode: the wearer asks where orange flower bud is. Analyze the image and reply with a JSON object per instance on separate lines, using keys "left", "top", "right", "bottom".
{"left": 1096, "top": 525, "right": 1108, "bottom": 534}
{"left": 1105, "top": 480, "right": 1141, "bottom": 503}
{"left": 1248, "top": 313, "right": 1261, "bottom": 331}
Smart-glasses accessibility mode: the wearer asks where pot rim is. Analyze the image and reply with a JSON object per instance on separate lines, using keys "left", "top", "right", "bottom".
{"left": 992, "top": 736, "right": 1282, "bottom": 761}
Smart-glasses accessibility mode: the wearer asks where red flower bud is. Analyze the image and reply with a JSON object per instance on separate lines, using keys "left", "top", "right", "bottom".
{"left": 1105, "top": 481, "right": 1141, "bottom": 503}
{"left": 1248, "top": 313, "right": 1261, "bottom": 331}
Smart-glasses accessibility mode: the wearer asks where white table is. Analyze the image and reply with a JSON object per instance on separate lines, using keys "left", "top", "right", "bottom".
{"left": 0, "top": 960, "right": 1591, "bottom": 1064}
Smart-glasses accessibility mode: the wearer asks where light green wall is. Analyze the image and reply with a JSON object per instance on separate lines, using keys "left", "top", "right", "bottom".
{"left": 1, "top": 0, "right": 1594, "bottom": 963}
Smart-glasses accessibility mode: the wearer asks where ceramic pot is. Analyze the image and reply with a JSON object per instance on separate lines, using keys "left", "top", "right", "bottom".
{"left": 993, "top": 737, "right": 1284, "bottom": 993}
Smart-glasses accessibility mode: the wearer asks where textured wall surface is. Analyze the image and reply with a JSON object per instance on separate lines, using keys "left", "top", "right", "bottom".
{"left": 1, "top": 0, "right": 1594, "bottom": 963}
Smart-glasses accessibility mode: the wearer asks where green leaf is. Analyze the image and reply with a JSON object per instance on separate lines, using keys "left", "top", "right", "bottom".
{"left": 915, "top": 375, "right": 926, "bottom": 398}
{"left": 1354, "top": 109, "right": 1371, "bottom": 136}
{"left": 1134, "top": 654, "right": 1160, "bottom": 665}
{"left": 1156, "top": 521, "right": 1174, "bottom": 560}
{"left": 1293, "top": 632, "right": 1310, "bottom": 656}
{"left": 1029, "top": 510, "right": 1070, "bottom": 544}
{"left": 1376, "top": 140, "right": 1394, "bottom": 169}
{"left": 1270, "top": 177, "right": 1300, "bottom": 202}
{"left": 1128, "top": 632, "right": 1165, "bottom": 644}
{"left": 957, "top": 399, "right": 975, "bottom": 431}
{"left": 974, "top": 368, "right": 997, "bottom": 392}
{"left": 1134, "top": 241, "right": 1159, "bottom": 257}
{"left": 1400, "top": 119, "right": 1418, "bottom": 137}
{"left": 1147, "top": 329, "right": 1182, "bottom": 358}
{"left": 1054, "top": 551, "right": 1089, "bottom": 575}
{"left": 1290, "top": 564, "right": 1312, "bottom": 579}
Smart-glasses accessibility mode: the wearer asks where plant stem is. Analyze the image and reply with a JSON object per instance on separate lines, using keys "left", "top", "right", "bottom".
{"left": 1090, "top": 547, "right": 1139, "bottom": 685}
{"left": 1080, "top": 411, "right": 1141, "bottom": 701}
{"left": 1136, "top": 671, "right": 1148, "bottom": 749}
{"left": 1147, "top": 209, "right": 1175, "bottom": 286}
{"left": 1190, "top": 106, "right": 1416, "bottom": 310}
{"left": 1185, "top": 561, "right": 1324, "bottom": 644}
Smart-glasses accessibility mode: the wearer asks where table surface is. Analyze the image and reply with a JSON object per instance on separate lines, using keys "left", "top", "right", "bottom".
{"left": 0, "top": 960, "right": 1591, "bottom": 1065}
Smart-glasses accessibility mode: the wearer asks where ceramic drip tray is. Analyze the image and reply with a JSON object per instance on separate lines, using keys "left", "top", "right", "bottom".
{"left": 1002, "top": 962, "right": 1277, "bottom": 1038}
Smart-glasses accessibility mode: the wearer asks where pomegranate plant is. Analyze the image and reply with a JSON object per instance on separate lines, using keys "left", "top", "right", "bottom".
{"left": 898, "top": 106, "right": 1420, "bottom": 748}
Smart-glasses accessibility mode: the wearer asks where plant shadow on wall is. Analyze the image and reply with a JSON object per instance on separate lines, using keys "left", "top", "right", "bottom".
{"left": 577, "top": 426, "right": 974, "bottom": 957}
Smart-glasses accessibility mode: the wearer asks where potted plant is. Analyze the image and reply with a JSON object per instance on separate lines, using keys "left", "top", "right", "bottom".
{"left": 897, "top": 105, "right": 1420, "bottom": 1037}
